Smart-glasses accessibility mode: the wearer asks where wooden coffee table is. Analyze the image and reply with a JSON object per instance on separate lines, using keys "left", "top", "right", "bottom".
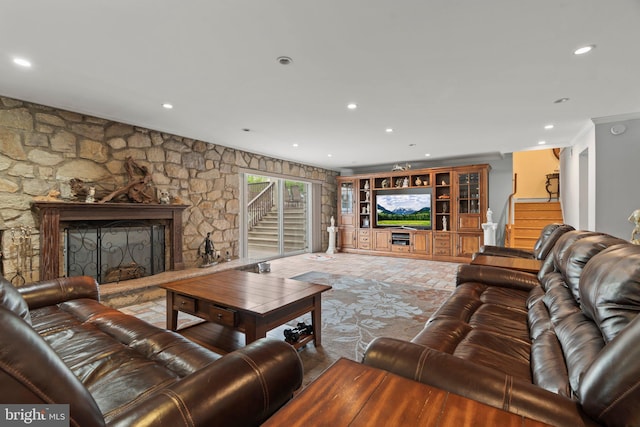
{"left": 159, "top": 270, "right": 331, "bottom": 352}
{"left": 471, "top": 254, "right": 542, "bottom": 273}
{"left": 263, "top": 358, "right": 553, "bottom": 426}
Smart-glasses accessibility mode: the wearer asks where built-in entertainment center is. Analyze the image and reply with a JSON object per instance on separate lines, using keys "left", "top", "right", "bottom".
{"left": 337, "top": 164, "right": 489, "bottom": 261}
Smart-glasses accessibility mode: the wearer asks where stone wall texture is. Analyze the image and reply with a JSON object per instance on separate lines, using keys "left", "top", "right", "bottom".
{"left": 0, "top": 96, "right": 338, "bottom": 280}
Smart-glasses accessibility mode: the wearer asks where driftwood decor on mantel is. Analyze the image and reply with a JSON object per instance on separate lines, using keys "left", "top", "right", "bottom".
{"left": 100, "top": 157, "right": 156, "bottom": 203}
{"left": 68, "top": 157, "right": 157, "bottom": 204}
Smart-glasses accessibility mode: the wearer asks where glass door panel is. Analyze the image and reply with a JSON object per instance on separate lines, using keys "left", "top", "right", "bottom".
{"left": 284, "top": 181, "right": 308, "bottom": 253}
{"left": 245, "top": 174, "right": 309, "bottom": 259}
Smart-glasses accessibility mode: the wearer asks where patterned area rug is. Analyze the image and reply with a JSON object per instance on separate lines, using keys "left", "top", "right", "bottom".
{"left": 289, "top": 271, "right": 452, "bottom": 386}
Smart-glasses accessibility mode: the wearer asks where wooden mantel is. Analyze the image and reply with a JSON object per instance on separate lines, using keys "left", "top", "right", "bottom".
{"left": 32, "top": 202, "right": 188, "bottom": 281}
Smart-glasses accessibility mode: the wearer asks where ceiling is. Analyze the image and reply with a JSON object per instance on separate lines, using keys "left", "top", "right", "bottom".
{"left": 1, "top": 1, "right": 639, "bottom": 171}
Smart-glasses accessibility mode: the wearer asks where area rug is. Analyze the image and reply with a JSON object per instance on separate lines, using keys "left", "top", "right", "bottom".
{"left": 288, "top": 271, "right": 452, "bottom": 386}
{"left": 305, "top": 254, "right": 335, "bottom": 261}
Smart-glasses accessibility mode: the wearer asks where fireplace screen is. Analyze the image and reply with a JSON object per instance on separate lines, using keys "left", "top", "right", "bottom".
{"left": 64, "top": 221, "right": 165, "bottom": 284}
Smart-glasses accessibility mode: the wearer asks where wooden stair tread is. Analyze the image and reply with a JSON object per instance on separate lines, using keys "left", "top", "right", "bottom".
{"left": 509, "top": 201, "right": 563, "bottom": 250}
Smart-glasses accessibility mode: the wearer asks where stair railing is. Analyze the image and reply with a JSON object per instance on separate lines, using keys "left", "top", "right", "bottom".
{"left": 248, "top": 182, "right": 275, "bottom": 230}
{"left": 506, "top": 173, "right": 517, "bottom": 248}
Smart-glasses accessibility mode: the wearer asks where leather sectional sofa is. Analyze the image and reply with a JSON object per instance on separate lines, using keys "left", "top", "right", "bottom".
{"left": 0, "top": 275, "right": 303, "bottom": 427}
{"left": 364, "top": 230, "right": 640, "bottom": 427}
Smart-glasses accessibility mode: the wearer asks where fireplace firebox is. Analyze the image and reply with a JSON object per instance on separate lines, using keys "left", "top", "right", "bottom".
{"left": 65, "top": 220, "right": 165, "bottom": 284}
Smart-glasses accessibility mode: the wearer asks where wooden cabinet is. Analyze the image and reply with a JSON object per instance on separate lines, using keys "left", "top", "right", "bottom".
{"left": 338, "top": 179, "right": 356, "bottom": 249}
{"left": 358, "top": 229, "right": 371, "bottom": 250}
{"left": 455, "top": 233, "right": 482, "bottom": 257}
{"left": 413, "top": 231, "right": 431, "bottom": 255}
{"left": 433, "top": 232, "right": 452, "bottom": 256}
{"left": 456, "top": 169, "right": 483, "bottom": 231}
{"left": 337, "top": 164, "right": 489, "bottom": 261}
{"left": 373, "top": 229, "right": 391, "bottom": 251}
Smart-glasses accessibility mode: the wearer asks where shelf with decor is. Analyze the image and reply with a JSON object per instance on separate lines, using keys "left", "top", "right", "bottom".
{"left": 434, "top": 172, "right": 451, "bottom": 232}
{"left": 358, "top": 178, "right": 372, "bottom": 228}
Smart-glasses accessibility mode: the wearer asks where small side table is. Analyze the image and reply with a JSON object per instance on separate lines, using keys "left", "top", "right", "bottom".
{"left": 545, "top": 173, "right": 560, "bottom": 201}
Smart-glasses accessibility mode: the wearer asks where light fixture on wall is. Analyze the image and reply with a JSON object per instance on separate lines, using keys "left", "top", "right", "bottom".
{"left": 610, "top": 124, "right": 627, "bottom": 135}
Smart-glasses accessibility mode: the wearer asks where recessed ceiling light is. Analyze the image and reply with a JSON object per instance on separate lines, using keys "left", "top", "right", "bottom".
{"left": 327, "top": 154, "right": 333, "bottom": 157}
{"left": 425, "top": 153, "right": 431, "bottom": 157}
{"left": 553, "top": 97, "right": 570, "bottom": 104}
{"left": 347, "top": 103, "right": 357, "bottom": 110}
{"left": 574, "top": 45, "right": 595, "bottom": 55}
{"left": 13, "top": 57, "right": 31, "bottom": 68}
{"left": 276, "top": 56, "right": 293, "bottom": 65}
{"left": 385, "top": 128, "right": 394, "bottom": 133}
{"left": 161, "top": 103, "right": 173, "bottom": 109}
{"left": 292, "top": 143, "right": 299, "bottom": 147}
{"left": 538, "top": 140, "right": 547, "bottom": 145}
{"left": 544, "top": 124, "right": 554, "bottom": 130}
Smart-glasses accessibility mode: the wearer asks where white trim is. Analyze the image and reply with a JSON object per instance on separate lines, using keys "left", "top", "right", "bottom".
{"left": 592, "top": 112, "right": 640, "bottom": 124}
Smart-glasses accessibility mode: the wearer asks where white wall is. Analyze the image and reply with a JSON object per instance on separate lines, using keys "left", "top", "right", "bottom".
{"left": 594, "top": 117, "right": 640, "bottom": 239}
{"left": 560, "top": 123, "right": 596, "bottom": 230}
{"left": 562, "top": 116, "right": 640, "bottom": 240}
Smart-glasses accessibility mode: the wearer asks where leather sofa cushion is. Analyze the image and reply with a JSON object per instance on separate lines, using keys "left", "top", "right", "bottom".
{"left": 414, "top": 282, "right": 532, "bottom": 381}
{"left": 579, "top": 314, "right": 640, "bottom": 426}
{"left": 29, "top": 299, "right": 220, "bottom": 420}
{"left": 558, "top": 235, "right": 627, "bottom": 303}
{"left": 531, "top": 329, "right": 571, "bottom": 397}
{"left": 0, "top": 276, "right": 31, "bottom": 324}
{"left": 580, "top": 244, "right": 640, "bottom": 343}
{"left": 554, "top": 311, "right": 605, "bottom": 394}
{"left": 534, "top": 224, "right": 575, "bottom": 260}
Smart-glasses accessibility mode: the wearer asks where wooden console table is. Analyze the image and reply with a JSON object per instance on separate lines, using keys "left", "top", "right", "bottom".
{"left": 263, "top": 358, "right": 552, "bottom": 426}
{"left": 32, "top": 202, "right": 188, "bottom": 280}
{"left": 471, "top": 254, "right": 542, "bottom": 273}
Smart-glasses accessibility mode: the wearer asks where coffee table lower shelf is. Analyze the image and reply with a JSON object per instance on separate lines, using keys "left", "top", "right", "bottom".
{"left": 178, "top": 321, "right": 314, "bottom": 354}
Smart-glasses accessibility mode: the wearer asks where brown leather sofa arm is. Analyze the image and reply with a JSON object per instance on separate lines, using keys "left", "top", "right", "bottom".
{"left": 475, "top": 245, "right": 534, "bottom": 259}
{"left": 18, "top": 276, "right": 100, "bottom": 309}
{"left": 0, "top": 306, "right": 107, "bottom": 427}
{"left": 363, "top": 338, "right": 598, "bottom": 427}
{"left": 108, "top": 338, "right": 303, "bottom": 427}
{"left": 456, "top": 264, "right": 539, "bottom": 291}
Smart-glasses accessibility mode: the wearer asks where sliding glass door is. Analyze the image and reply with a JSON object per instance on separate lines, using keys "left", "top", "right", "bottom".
{"left": 244, "top": 174, "right": 309, "bottom": 259}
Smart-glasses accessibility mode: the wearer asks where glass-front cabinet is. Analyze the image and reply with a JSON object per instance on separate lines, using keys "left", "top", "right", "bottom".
{"left": 338, "top": 179, "right": 356, "bottom": 249}
{"left": 340, "top": 181, "right": 355, "bottom": 218}
{"left": 458, "top": 172, "right": 480, "bottom": 214}
{"left": 456, "top": 169, "right": 484, "bottom": 232}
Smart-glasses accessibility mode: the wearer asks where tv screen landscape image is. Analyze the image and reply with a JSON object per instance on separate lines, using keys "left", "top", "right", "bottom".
{"left": 376, "top": 190, "right": 432, "bottom": 229}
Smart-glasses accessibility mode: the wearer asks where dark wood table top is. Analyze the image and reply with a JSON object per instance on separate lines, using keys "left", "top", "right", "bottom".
{"left": 263, "top": 358, "right": 552, "bottom": 427}
{"left": 159, "top": 269, "right": 331, "bottom": 316}
{"left": 471, "top": 254, "right": 543, "bottom": 273}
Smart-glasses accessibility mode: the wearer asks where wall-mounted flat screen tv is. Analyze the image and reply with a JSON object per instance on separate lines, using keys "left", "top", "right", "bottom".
{"left": 375, "top": 188, "right": 432, "bottom": 229}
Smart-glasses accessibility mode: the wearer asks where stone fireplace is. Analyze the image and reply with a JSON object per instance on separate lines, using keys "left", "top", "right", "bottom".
{"left": 33, "top": 202, "right": 188, "bottom": 282}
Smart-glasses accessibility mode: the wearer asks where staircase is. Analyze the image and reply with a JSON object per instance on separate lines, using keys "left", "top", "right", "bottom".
{"left": 509, "top": 202, "right": 563, "bottom": 250}
{"left": 247, "top": 207, "right": 307, "bottom": 253}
